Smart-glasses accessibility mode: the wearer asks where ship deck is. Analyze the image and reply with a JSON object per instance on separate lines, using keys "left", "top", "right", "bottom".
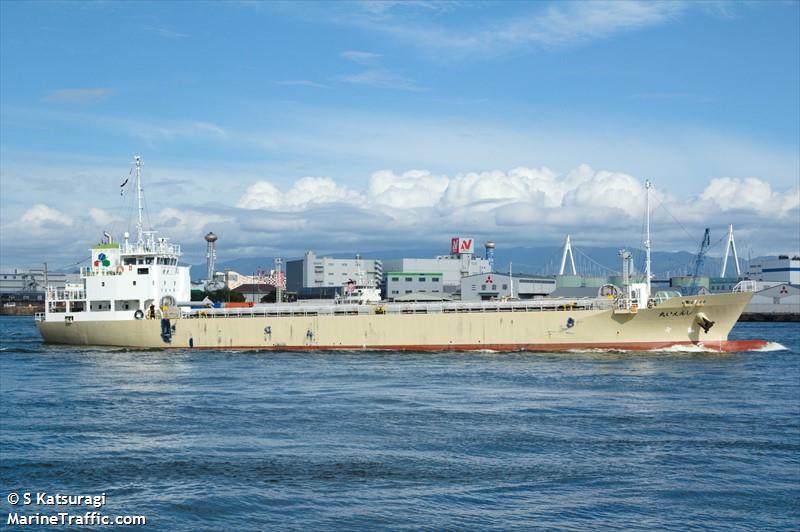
{"left": 182, "top": 297, "right": 616, "bottom": 319}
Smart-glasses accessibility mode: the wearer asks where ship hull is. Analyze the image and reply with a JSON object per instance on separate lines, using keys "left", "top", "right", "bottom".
{"left": 37, "top": 293, "right": 765, "bottom": 352}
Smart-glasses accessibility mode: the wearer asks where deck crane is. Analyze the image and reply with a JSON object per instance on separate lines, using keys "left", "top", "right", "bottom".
{"left": 688, "top": 228, "right": 711, "bottom": 294}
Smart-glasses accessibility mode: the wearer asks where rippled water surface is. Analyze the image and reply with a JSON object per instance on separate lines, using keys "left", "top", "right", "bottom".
{"left": 1, "top": 317, "right": 798, "bottom": 530}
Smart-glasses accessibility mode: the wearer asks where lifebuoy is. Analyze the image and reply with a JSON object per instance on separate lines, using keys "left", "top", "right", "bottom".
{"left": 128, "top": 265, "right": 133, "bottom": 271}
{"left": 134, "top": 310, "right": 144, "bottom": 320}
{"left": 116, "top": 265, "right": 124, "bottom": 274}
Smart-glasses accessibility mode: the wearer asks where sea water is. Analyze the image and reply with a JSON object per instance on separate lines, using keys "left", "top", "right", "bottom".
{"left": 1, "top": 317, "right": 798, "bottom": 530}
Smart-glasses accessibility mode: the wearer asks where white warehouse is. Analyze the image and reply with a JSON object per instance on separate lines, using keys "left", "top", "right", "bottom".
{"left": 461, "top": 272, "right": 556, "bottom": 301}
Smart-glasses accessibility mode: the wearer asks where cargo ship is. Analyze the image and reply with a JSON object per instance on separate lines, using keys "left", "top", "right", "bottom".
{"left": 36, "top": 157, "right": 767, "bottom": 352}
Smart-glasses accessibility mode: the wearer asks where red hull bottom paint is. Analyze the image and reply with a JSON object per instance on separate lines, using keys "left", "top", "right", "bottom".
{"left": 183, "top": 340, "right": 770, "bottom": 353}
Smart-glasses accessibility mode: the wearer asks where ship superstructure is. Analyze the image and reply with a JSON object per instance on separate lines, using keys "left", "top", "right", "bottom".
{"left": 36, "top": 157, "right": 766, "bottom": 352}
{"left": 336, "top": 255, "right": 382, "bottom": 305}
{"left": 38, "top": 156, "right": 191, "bottom": 325}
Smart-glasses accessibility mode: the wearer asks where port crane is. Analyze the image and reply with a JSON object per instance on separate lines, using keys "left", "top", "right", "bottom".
{"left": 688, "top": 228, "right": 711, "bottom": 294}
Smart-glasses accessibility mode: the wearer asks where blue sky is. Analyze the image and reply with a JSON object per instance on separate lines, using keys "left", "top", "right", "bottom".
{"left": 1, "top": 1, "right": 798, "bottom": 269}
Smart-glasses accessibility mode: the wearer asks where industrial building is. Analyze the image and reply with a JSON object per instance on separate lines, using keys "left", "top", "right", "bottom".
{"left": 285, "top": 251, "right": 382, "bottom": 298}
{"left": 744, "top": 283, "right": 800, "bottom": 318}
{"left": 747, "top": 255, "right": 800, "bottom": 284}
{"left": 232, "top": 283, "right": 276, "bottom": 304}
{"left": 1, "top": 270, "right": 80, "bottom": 303}
{"left": 708, "top": 277, "right": 741, "bottom": 294}
{"left": 382, "top": 237, "right": 491, "bottom": 294}
{"left": 460, "top": 272, "right": 556, "bottom": 301}
{"left": 384, "top": 272, "right": 444, "bottom": 300}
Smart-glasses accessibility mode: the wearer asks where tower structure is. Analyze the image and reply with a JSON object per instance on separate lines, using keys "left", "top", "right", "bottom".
{"left": 559, "top": 234, "right": 577, "bottom": 275}
{"left": 720, "top": 224, "right": 741, "bottom": 277}
{"left": 484, "top": 241, "right": 496, "bottom": 272}
{"left": 205, "top": 232, "right": 218, "bottom": 282}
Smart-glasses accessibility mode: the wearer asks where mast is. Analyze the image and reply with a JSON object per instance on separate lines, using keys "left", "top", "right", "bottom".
{"left": 644, "top": 180, "right": 652, "bottom": 296}
{"left": 134, "top": 155, "right": 144, "bottom": 245}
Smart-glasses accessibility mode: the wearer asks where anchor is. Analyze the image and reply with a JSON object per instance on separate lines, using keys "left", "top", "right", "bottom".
{"left": 695, "top": 312, "right": 715, "bottom": 334}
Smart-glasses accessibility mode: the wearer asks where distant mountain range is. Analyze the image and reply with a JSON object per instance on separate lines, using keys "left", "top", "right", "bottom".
{"left": 189, "top": 245, "right": 761, "bottom": 282}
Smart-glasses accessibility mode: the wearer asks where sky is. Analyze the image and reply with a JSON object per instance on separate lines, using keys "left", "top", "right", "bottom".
{"left": 1, "top": 0, "right": 798, "bottom": 270}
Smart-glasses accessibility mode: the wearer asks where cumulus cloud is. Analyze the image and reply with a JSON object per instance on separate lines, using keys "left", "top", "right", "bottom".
{"left": 88, "top": 207, "right": 118, "bottom": 226}
{"left": 4, "top": 164, "right": 798, "bottom": 269}
{"left": 234, "top": 165, "right": 799, "bottom": 238}
{"left": 369, "top": 170, "right": 449, "bottom": 208}
{"left": 153, "top": 207, "right": 234, "bottom": 241}
{"left": 21, "top": 204, "right": 73, "bottom": 227}
{"left": 561, "top": 168, "right": 645, "bottom": 218}
{"left": 237, "top": 177, "right": 363, "bottom": 210}
{"left": 699, "top": 177, "right": 799, "bottom": 216}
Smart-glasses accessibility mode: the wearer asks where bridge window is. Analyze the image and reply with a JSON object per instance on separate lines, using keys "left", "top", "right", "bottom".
{"left": 90, "top": 300, "right": 111, "bottom": 312}
{"left": 114, "top": 299, "right": 140, "bottom": 311}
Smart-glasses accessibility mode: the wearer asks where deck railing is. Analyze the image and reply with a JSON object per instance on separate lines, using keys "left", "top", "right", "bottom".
{"left": 733, "top": 280, "right": 757, "bottom": 293}
{"left": 81, "top": 267, "right": 122, "bottom": 277}
{"left": 46, "top": 288, "right": 87, "bottom": 301}
{"left": 179, "top": 297, "right": 617, "bottom": 320}
{"left": 120, "top": 241, "right": 181, "bottom": 256}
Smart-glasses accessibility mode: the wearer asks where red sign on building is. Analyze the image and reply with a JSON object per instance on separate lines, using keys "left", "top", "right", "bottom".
{"left": 451, "top": 237, "right": 475, "bottom": 255}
